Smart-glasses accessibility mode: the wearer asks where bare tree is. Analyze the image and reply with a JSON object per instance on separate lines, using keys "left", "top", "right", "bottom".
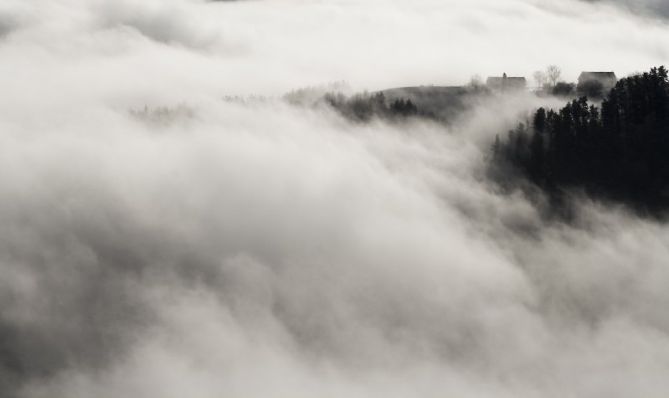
{"left": 533, "top": 71, "right": 547, "bottom": 89}
{"left": 546, "top": 65, "right": 561, "bottom": 87}
{"left": 468, "top": 74, "right": 484, "bottom": 88}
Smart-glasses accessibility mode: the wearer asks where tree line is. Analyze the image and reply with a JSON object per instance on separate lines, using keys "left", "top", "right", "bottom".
{"left": 321, "top": 92, "right": 431, "bottom": 122}
{"left": 492, "top": 66, "right": 669, "bottom": 212}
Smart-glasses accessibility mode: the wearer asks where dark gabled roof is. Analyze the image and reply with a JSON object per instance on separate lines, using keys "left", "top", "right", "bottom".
{"left": 579, "top": 72, "right": 617, "bottom": 81}
{"left": 486, "top": 76, "right": 527, "bottom": 90}
{"left": 487, "top": 76, "right": 526, "bottom": 82}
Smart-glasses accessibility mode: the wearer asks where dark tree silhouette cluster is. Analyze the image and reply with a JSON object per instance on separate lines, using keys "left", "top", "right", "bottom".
{"left": 322, "top": 92, "right": 428, "bottom": 122}
{"left": 493, "top": 66, "right": 669, "bottom": 211}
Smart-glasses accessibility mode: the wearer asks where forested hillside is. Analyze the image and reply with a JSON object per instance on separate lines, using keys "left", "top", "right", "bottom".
{"left": 493, "top": 66, "right": 669, "bottom": 212}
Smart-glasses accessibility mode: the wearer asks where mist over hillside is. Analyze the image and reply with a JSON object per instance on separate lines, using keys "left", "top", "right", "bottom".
{"left": 2, "top": 1, "right": 669, "bottom": 397}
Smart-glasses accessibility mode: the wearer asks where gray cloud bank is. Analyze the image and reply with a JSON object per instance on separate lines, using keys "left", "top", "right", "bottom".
{"left": 586, "top": 0, "right": 669, "bottom": 17}
{"left": 2, "top": 0, "right": 669, "bottom": 397}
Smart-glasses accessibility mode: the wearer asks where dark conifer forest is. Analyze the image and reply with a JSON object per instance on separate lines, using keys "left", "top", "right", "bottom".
{"left": 492, "top": 66, "right": 669, "bottom": 213}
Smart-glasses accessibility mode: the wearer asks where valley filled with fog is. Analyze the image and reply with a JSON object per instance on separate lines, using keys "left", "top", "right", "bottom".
{"left": 1, "top": 0, "right": 669, "bottom": 397}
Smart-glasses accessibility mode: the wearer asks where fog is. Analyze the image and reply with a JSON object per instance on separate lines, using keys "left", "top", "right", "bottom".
{"left": 2, "top": 0, "right": 669, "bottom": 397}
{"left": 590, "top": 0, "right": 669, "bottom": 17}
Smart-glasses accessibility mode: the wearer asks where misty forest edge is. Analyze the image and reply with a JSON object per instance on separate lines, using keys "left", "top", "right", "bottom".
{"left": 491, "top": 66, "right": 669, "bottom": 216}
{"left": 135, "top": 66, "right": 669, "bottom": 216}
{"left": 289, "top": 66, "right": 669, "bottom": 217}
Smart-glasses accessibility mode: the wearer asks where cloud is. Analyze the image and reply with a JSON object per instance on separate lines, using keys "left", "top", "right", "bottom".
{"left": 94, "top": 0, "right": 224, "bottom": 49}
{"left": 0, "top": 0, "right": 669, "bottom": 397}
{"left": 3, "top": 0, "right": 669, "bottom": 97}
{"left": 585, "top": 0, "right": 669, "bottom": 18}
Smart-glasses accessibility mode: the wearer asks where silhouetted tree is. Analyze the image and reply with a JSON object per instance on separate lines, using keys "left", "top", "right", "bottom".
{"left": 529, "top": 108, "right": 547, "bottom": 182}
{"left": 546, "top": 65, "right": 562, "bottom": 87}
{"left": 390, "top": 99, "right": 418, "bottom": 117}
{"left": 533, "top": 71, "right": 547, "bottom": 90}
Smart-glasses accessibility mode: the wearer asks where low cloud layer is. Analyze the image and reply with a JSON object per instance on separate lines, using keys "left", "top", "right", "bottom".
{"left": 2, "top": 0, "right": 669, "bottom": 397}
{"left": 587, "top": 0, "right": 669, "bottom": 17}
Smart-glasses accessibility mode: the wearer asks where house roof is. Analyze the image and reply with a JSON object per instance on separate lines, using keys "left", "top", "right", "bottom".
{"left": 486, "top": 76, "right": 527, "bottom": 89}
{"left": 486, "top": 76, "right": 526, "bottom": 83}
{"left": 579, "top": 72, "right": 617, "bottom": 81}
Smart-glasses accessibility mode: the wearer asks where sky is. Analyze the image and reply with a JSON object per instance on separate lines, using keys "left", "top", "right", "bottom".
{"left": 1, "top": 0, "right": 669, "bottom": 397}
{"left": 1, "top": 0, "right": 669, "bottom": 97}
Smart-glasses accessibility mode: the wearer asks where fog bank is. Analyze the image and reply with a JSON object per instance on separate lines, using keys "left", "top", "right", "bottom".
{"left": 2, "top": 0, "right": 669, "bottom": 397}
